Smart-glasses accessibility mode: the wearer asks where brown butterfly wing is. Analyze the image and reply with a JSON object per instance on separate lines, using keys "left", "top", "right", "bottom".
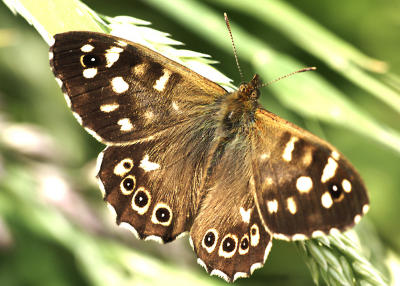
{"left": 50, "top": 31, "right": 226, "bottom": 144}
{"left": 251, "top": 108, "right": 369, "bottom": 239}
{"left": 190, "top": 133, "right": 272, "bottom": 282}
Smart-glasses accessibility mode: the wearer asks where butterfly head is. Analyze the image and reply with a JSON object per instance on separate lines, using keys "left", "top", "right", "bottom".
{"left": 238, "top": 74, "right": 261, "bottom": 101}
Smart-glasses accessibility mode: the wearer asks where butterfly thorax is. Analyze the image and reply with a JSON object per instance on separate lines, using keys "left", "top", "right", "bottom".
{"left": 217, "top": 74, "right": 261, "bottom": 136}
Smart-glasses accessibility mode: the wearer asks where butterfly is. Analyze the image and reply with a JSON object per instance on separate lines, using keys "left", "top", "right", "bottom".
{"left": 49, "top": 29, "right": 369, "bottom": 282}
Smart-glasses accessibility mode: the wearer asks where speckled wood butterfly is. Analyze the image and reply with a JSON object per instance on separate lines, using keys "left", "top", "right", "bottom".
{"left": 49, "top": 25, "right": 369, "bottom": 282}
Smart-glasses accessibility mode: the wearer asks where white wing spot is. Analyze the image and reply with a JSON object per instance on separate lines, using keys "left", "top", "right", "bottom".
{"left": 311, "top": 230, "right": 325, "bottom": 238}
{"left": 81, "top": 44, "right": 94, "bottom": 53}
{"left": 286, "top": 197, "right": 297, "bottom": 214}
{"left": 171, "top": 101, "right": 180, "bottom": 111}
{"left": 354, "top": 214, "right": 362, "bottom": 224}
{"left": 151, "top": 203, "right": 172, "bottom": 226}
{"left": 117, "top": 40, "right": 128, "bottom": 47}
{"left": 282, "top": 136, "right": 298, "bottom": 162}
{"left": 83, "top": 68, "right": 97, "bottom": 78}
{"left": 264, "top": 177, "right": 273, "bottom": 186}
{"left": 100, "top": 103, "right": 119, "bottom": 113}
{"left": 218, "top": 234, "right": 238, "bottom": 258}
{"left": 113, "top": 158, "right": 134, "bottom": 177}
{"left": 329, "top": 228, "right": 340, "bottom": 236}
{"left": 260, "top": 153, "right": 270, "bottom": 160}
{"left": 362, "top": 204, "right": 369, "bottom": 214}
{"left": 120, "top": 175, "right": 136, "bottom": 195}
{"left": 139, "top": 154, "right": 160, "bottom": 172}
{"left": 201, "top": 229, "right": 218, "bottom": 253}
{"left": 111, "top": 77, "right": 129, "bottom": 93}
{"left": 296, "top": 176, "right": 313, "bottom": 193}
{"left": 321, "top": 157, "right": 338, "bottom": 183}
{"left": 132, "top": 187, "right": 151, "bottom": 215}
{"left": 144, "top": 110, "right": 154, "bottom": 121}
{"left": 239, "top": 207, "right": 251, "bottom": 223}
{"left": 292, "top": 234, "right": 307, "bottom": 240}
{"left": 105, "top": 46, "right": 123, "bottom": 67}
{"left": 250, "top": 224, "right": 260, "bottom": 246}
{"left": 133, "top": 62, "right": 148, "bottom": 77}
{"left": 117, "top": 118, "right": 133, "bottom": 131}
{"left": 267, "top": 199, "right": 278, "bottom": 213}
{"left": 331, "top": 150, "right": 340, "bottom": 160}
{"left": 49, "top": 52, "right": 54, "bottom": 60}
{"left": 153, "top": 69, "right": 171, "bottom": 91}
{"left": 321, "top": 192, "right": 333, "bottom": 208}
{"left": 342, "top": 179, "right": 352, "bottom": 193}
{"left": 238, "top": 234, "right": 250, "bottom": 255}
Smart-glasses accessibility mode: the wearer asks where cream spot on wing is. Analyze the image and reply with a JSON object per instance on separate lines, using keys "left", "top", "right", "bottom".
{"left": 267, "top": 199, "right": 278, "bottom": 213}
{"left": 218, "top": 234, "right": 238, "bottom": 258}
{"left": 250, "top": 224, "right": 260, "bottom": 246}
{"left": 282, "top": 136, "right": 298, "bottom": 162}
{"left": 321, "top": 157, "right": 338, "bottom": 183}
{"left": 83, "top": 68, "right": 97, "bottom": 78}
{"left": 131, "top": 187, "right": 151, "bottom": 215}
{"left": 49, "top": 52, "right": 53, "bottom": 60}
{"left": 239, "top": 207, "right": 251, "bottom": 223}
{"left": 238, "top": 234, "right": 250, "bottom": 255}
{"left": 139, "top": 154, "right": 160, "bottom": 172}
{"left": 117, "top": 40, "right": 128, "bottom": 47}
{"left": 362, "top": 204, "right": 369, "bottom": 214}
{"left": 113, "top": 158, "right": 134, "bottom": 177}
{"left": 111, "top": 76, "right": 129, "bottom": 93}
{"left": 264, "top": 177, "right": 273, "bottom": 186}
{"left": 210, "top": 269, "right": 229, "bottom": 282}
{"left": 120, "top": 175, "right": 136, "bottom": 195}
{"left": 81, "top": 44, "right": 94, "bottom": 53}
{"left": 354, "top": 214, "right": 362, "bottom": 224}
{"left": 329, "top": 228, "right": 340, "bottom": 236}
{"left": 105, "top": 52, "right": 119, "bottom": 67}
{"left": 117, "top": 118, "right": 133, "bottom": 131}
{"left": 311, "top": 230, "right": 325, "bottom": 238}
{"left": 144, "top": 235, "right": 164, "bottom": 244}
{"left": 151, "top": 203, "right": 172, "bottom": 226}
{"left": 120, "top": 222, "right": 139, "bottom": 239}
{"left": 273, "top": 233, "right": 290, "bottom": 241}
{"left": 105, "top": 46, "right": 123, "bottom": 67}
{"left": 153, "top": 69, "right": 171, "bottom": 92}
{"left": 260, "top": 153, "right": 270, "bottom": 160}
{"left": 171, "top": 101, "right": 180, "bottom": 111}
{"left": 233, "top": 272, "right": 248, "bottom": 282}
{"left": 296, "top": 176, "right": 313, "bottom": 193}
{"left": 100, "top": 103, "right": 119, "bottom": 113}
{"left": 302, "top": 147, "right": 313, "bottom": 166}
{"left": 331, "top": 150, "right": 340, "bottom": 160}
{"left": 292, "top": 234, "right": 307, "bottom": 240}
{"left": 286, "top": 197, "right": 297, "bottom": 214}
{"left": 133, "top": 62, "right": 148, "bottom": 77}
{"left": 342, "top": 179, "right": 352, "bottom": 193}
{"left": 321, "top": 192, "right": 333, "bottom": 208}
{"left": 202, "top": 229, "right": 218, "bottom": 253}
{"left": 144, "top": 110, "right": 154, "bottom": 121}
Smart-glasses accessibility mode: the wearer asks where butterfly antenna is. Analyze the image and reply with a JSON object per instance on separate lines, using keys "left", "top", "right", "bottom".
{"left": 260, "top": 67, "right": 317, "bottom": 88}
{"left": 224, "top": 13, "right": 244, "bottom": 82}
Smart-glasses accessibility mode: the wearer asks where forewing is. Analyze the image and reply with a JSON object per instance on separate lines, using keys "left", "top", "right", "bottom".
{"left": 49, "top": 31, "right": 226, "bottom": 144}
{"left": 251, "top": 108, "right": 369, "bottom": 240}
{"left": 191, "top": 135, "right": 272, "bottom": 282}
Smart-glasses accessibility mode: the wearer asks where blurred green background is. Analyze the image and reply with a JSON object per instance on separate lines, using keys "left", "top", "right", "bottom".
{"left": 0, "top": 0, "right": 399, "bottom": 285}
